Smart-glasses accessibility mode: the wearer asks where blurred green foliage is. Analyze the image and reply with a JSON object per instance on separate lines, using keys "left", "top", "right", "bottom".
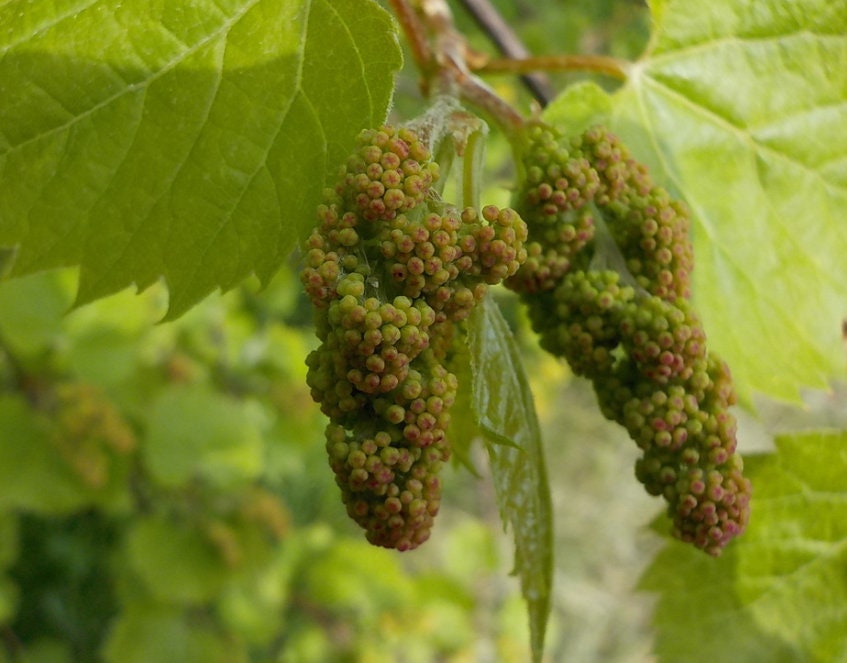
{"left": 0, "top": 267, "right": 553, "bottom": 662}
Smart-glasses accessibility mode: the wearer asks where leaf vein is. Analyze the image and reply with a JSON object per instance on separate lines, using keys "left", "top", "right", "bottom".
{"left": 321, "top": 0, "right": 376, "bottom": 118}
{"left": 0, "top": 0, "right": 99, "bottom": 54}
{"left": 649, "top": 29, "right": 846, "bottom": 63}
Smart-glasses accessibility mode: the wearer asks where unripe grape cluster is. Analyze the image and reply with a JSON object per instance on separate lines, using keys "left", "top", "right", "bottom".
{"left": 506, "top": 124, "right": 750, "bottom": 555}
{"left": 302, "top": 125, "right": 527, "bottom": 550}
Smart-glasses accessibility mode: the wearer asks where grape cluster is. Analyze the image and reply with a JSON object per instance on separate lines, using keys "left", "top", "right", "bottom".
{"left": 507, "top": 124, "right": 750, "bottom": 555}
{"left": 302, "top": 125, "right": 527, "bottom": 550}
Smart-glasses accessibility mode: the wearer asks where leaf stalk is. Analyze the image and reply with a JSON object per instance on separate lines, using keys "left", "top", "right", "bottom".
{"left": 477, "top": 53, "right": 630, "bottom": 82}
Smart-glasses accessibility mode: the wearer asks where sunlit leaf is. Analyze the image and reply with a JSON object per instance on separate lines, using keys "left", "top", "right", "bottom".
{"left": 621, "top": 0, "right": 847, "bottom": 402}
{"left": 542, "top": 80, "right": 612, "bottom": 137}
{"left": 544, "top": 0, "right": 847, "bottom": 402}
{"left": 0, "top": 0, "right": 401, "bottom": 317}
{"left": 640, "top": 429, "right": 847, "bottom": 663}
{"left": 468, "top": 294, "right": 552, "bottom": 663}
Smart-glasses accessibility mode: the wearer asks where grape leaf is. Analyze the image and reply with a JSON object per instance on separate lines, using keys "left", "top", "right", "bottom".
{"left": 542, "top": 80, "right": 613, "bottom": 137}
{"left": 0, "top": 0, "right": 401, "bottom": 318}
{"left": 639, "top": 430, "right": 847, "bottom": 663}
{"left": 619, "top": 0, "right": 847, "bottom": 402}
{"left": 546, "top": 0, "right": 847, "bottom": 402}
{"left": 467, "top": 295, "right": 553, "bottom": 663}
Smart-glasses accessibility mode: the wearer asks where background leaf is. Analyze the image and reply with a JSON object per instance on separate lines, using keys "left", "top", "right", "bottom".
{"left": 545, "top": 0, "right": 847, "bottom": 402}
{"left": 0, "top": 396, "right": 130, "bottom": 513}
{"left": 0, "top": 0, "right": 401, "bottom": 318}
{"left": 103, "top": 604, "right": 244, "bottom": 663}
{"left": 144, "top": 384, "right": 264, "bottom": 489}
{"left": 468, "top": 295, "right": 553, "bottom": 663}
{"left": 640, "top": 429, "right": 847, "bottom": 663}
{"left": 125, "top": 516, "right": 230, "bottom": 604}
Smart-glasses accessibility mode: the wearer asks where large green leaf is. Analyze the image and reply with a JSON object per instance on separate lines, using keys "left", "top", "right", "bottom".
{"left": 640, "top": 430, "right": 847, "bottom": 663}
{"left": 467, "top": 294, "right": 553, "bottom": 663}
{"left": 0, "top": 0, "right": 401, "bottom": 318}
{"left": 621, "top": 0, "right": 847, "bottom": 402}
{"left": 547, "top": 0, "right": 847, "bottom": 402}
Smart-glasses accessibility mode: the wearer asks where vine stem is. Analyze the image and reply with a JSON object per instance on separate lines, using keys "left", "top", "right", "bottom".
{"left": 388, "top": 0, "right": 526, "bottom": 137}
{"left": 387, "top": 0, "right": 633, "bottom": 139}
{"left": 386, "top": 0, "right": 432, "bottom": 74}
{"left": 454, "top": 0, "right": 554, "bottom": 105}
{"left": 478, "top": 54, "right": 630, "bottom": 82}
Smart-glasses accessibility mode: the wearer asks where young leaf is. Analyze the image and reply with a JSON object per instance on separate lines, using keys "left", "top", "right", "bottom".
{"left": 468, "top": 295, "right": 553, "bottom": 663}
{"left": 445, "top": 329, "right": 483, "bottom": 474}
{"left": 640, "top": 430, "right": 847, "bottom": 663}
{"left": 0, "top": 0, "right": 401, "bottom": 318}
{"left": 541, "top": 80, "right": 612, "bottom": 137}
{"left": 545, "top": 0, "right": 847, "bottom": 402}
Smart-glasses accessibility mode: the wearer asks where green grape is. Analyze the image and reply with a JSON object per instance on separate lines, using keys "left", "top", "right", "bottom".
{"left": 337, "top": 126, "right": 439, "bottom": 223}
{"left": 507, "top": 123, "right": 751, "bottom": 555}
{"left": 544, "top": 269, "right": 635, "bottom": 375}
{"left": 301, "top": 124, "right": 527, "bottom": 549}
{"left": 505, "top": 123, "right": 599, "bottom": 295}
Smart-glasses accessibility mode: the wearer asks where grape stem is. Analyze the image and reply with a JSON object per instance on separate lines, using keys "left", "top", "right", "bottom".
{"left": 403, "top": 95, "right": 489, "bottom": 206}
{"left": 387, "top": 0, "right": 433, "bottom": 77}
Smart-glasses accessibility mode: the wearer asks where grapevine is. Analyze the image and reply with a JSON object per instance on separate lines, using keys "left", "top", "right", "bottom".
{"left": 3, "top": 1, "right": 844, "bottom": 662}
{"left": 300, "top": 0, "right": 752, "bottom": 565}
